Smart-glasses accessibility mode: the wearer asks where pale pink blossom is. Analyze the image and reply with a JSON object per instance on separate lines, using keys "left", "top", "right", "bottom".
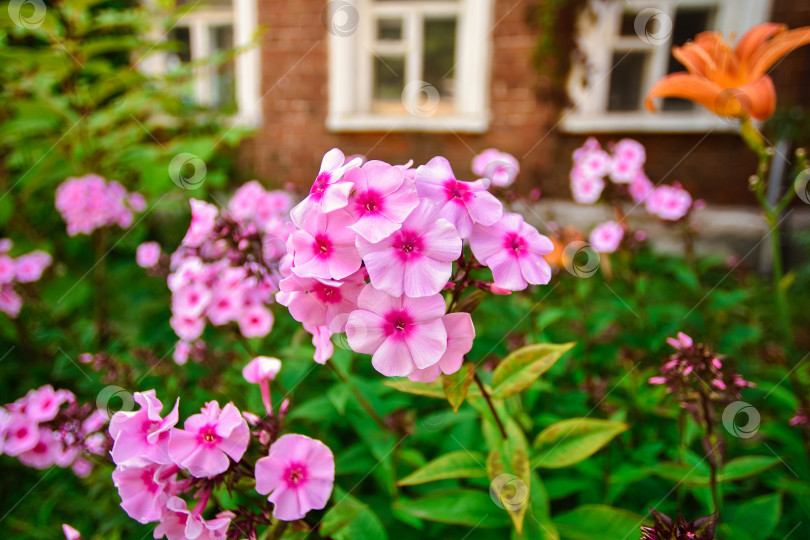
{"left": 109, "top": 390, "right": 179, "bottom": 467}
{"left": 3, "top": 413, "right": 39, "bottom": 456}
{"left": 470, "top": 213, "right": 554, "bottom": 291}
{"left": 646, "top": 184, "right": 692, "bottom": 220}
{"left": 589, "top": 221, "right": 624, "bottom": 254}
{"left": 0, "top": 286, "right": 22, "bottom": 317}
{"left": 570, "top": 167, "right": 606, "bottom": 204}
{"left": 242, "top": 356, "right": 282, "bottom": 384}
{"left": 153, "top": 497, "right": 232, "bottom": 540}
{"left": 574, "top": 148, "right": 611, "bottom": 178}
{"left": 291, "top": 148, "right": 362, "bottom": 226}
{"left": 572, "top": 136, "right": 602, "bottom": 162}
{"left": 289, "top": 209, "right": 361, "bottom": 280}
{"left": 25, "top": 385, "right": 65, "bottom": 422}
{"left": 62, "top": 525, "right": 81, "bottom": 540}
{"left": 357, "top": 199, "right": 461, "bottom": 298}
{"left": 629, "top": 171, "right": 654, "bottom": 203}
{"left": 136, "top": 242, "right": 161, "bottom": 268}
{"left": 255, "top": 434, "right": 335, "bottom": 521}
{"left": 472, "top": 148, "right": 520, "bottom": 187}
{"left": 667, "top": 332, "right": 694, "bottom": 351}
{"left": 609, "top": 139, "right": 646, "bottom": 184}
{"left": 237, "top": 306, "right": 274, "bottom": 338}
{"left": 182, "top": 199, "right": 218, "bottom": 247}
{"left": 172, "top": 283, "right": 212, "bottom": 318}
{"left": 345, "top": 160, "right": 419, "bottom": 243}
{"left": 346, "top": 285, "right": 447, "bottom": 377}
{"left": 55, "top": 175, "right": 145, "bottom": 236}
{"left": 408, "top": 313, "right": 475, "bottom": 382}
{"left": 304, "top": 324, "right": 334, "bottom": 364}
{"left": 277, "top": 271, "right": 363, "bottom": 331}
{"left": 170, "top": 314, "right": 205, "bottom": 342}
{"left": 414, "top": 157, "right": 502, "bottom": 238}
{"left": 168, "top": 401, "right": 249, "bottom": 478}
{"left": 0, "top": 255, "right": 14, "bottom": 284}
{"left": 13, "top": 251, "right": 51, "bottom": 283}
{"left": 112, "top": 463, "right": 178, "bottom": 523}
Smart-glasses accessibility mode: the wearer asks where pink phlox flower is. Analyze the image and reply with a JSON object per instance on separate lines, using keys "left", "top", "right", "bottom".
{"left": 357, "top": 199, "right": 462, "bottom": 298}
{"left": 304, "top": 323, "right": 335, "bottom": 364}
{"left": 109, "top": 390, "right": 179, "bottom": 467}
{"left": 153, "top": 497, "right": 232, "bottom": 540}
{"left": 646, "top": 184, "right": 692, "bottom": 220}
{"left": 408, "top": 312, "right": 475, "bottom": 382}
{"left": 254, "top": 434, "right": 335, "bottom": 521}
{"left": 277, "top": 271, "right": 363, "bottom": 331}
{"left": 414, "top": 156, "right": 502, "bottom": 238}
{"left": 289, "top": 208, "right": 361, "bottom": 280}
{"left": 168, "top": 401, "right": 249, "bottom": 478}
{"left": 112, "top": 463, "right": 179, "bottom": 523}
{"left": 291, "top": 148, "right": 363, "bottom": 226}
{"left": 589, "top": 221, "right": 624, "bottom": 254}
{"left": 346, "top": 285, "right": 448, "bottom": 377}
{"left": 345, "top": 160, "right": 419, "bottom": 243}
{"left": 470, "top": 213, "right": 554, "bottom": 291}
{"left": 570, "top": 166, "right": 606, "bottom": 204}
{"left": 182, "top": 199, "right": 218, "bottom": 248}
{"left": 472, "top": 148, "right": 520, "bottom": 187}
{"left": 136, "top": 242, "right": 162, "bottom": 268}
{"left": 13, "top": 251, "right": 52, "bottom": 283}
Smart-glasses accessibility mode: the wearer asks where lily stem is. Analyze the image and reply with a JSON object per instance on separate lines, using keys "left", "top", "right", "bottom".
{"left": 473, "top": 372, "right": 507, "bottom": 439}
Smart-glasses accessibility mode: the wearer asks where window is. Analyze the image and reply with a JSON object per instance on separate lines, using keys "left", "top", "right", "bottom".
{"left": 141, "top": 0, "right": 261, "bottom": 126}
{"left": 563, "top": 0, "right": 771, "bottom": 133}
{"left": 327, "top": 0, "right": 494, "bottom": 132}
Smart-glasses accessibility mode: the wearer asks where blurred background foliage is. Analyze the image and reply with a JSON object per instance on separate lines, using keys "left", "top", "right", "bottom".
{"left": 1, "top": 1, "right": 810, "bottom": 540}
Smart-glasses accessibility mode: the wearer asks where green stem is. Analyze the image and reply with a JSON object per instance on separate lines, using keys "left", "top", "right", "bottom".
{"left": 473, "top": 372, "right": 507, "bottom": 440}
{"left": 327, "top": 361, "right": 387, "bottom": 430}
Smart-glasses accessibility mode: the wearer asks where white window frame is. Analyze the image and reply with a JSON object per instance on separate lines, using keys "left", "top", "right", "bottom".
{"left": 140, "top": 0, "right": 261, "bottom": 127}
{"left": 327, "top": 0, "right": 494, "bottom": 133}
{"left": 563, "top": 0, "right": 771, "bottom": 133}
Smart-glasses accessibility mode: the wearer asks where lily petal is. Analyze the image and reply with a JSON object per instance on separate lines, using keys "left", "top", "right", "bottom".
{"left": 734, "top": 23, "right": 785, "bottom": 66}
{"left": 645, "top": 73, "right": 724, "bottom": 115}
{"left": 749, "top": 26, "right": 810, "bottom": 79}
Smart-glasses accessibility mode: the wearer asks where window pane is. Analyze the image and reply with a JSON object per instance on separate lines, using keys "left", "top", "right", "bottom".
{"left": 607, "top": 51, "right": 648, "bottom": 112}
{"left": 423, "top": 17, "right": 456, "bottom": 101}
{"left": 662, "top": 7, "right": 715, "bottom": 111}
{"left": 210, "top": 24, "right": 236, "bottom": 110}
{"left": 377, "top": 18, "right": 402, "bottom": 41}
{"left": 374, "top": 55, "right": 405, "bottom": 105}
{"left": 167, "top": 27, "right": 191, "bottom": 65}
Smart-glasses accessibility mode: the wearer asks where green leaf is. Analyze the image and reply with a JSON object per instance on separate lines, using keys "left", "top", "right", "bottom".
{"left": 394, "top": 489, "right": 510, "bottom": 528}
{"left": 518, "top": 473, "right": 559, "bottom": 540}
{"left": 398, "top": 450, "right": 487, "bottom": 486}
{"left": 532, "top": 418, "right": 628, "bottom": 469}
{"left": 491, "top": 342, "right": 574, "bottom": 399}
{"left": 320, "top": 489, "right": 388, "bottom": 540}
{"left": 649, "top": 462, "right": 711, "bottom": 488}
{"left": 720, "top": 456, "right": 780, "bottom": 482}
{"left": 443, "top": 363, "right": 475, "bottom": 413}
{"left": 383, "top": 378, "right": 446, "bottom": 398}
{"left": 725, "top": 493, "right": 782, "bottom": 540}
{"left": 484, "top": 404, "right": 532, "bottom": 535}
{"left": 553, "top": 505, "right": 644, "bottom": 540}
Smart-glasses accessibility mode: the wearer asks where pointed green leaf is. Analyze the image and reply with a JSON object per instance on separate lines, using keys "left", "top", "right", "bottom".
{"left": 481, "top": 401, "right": 532, "bottom": 535}
{"left": 383, "top": 378, "right": 446, "bottom": 398}
{"left": 394, "top": 489, "right": 510, "bottom": 528}
{"left": 650, "top": 462, "right": 710, "bottom": 488}
{"left": 443, "top": 363, "right": 475, "bottom": 412}
{"left": 491, "top": 343, "right": 575, "bottom": 399}
{"left": 719, "top": 456, "right": 779, "bottom": 482}
{"left": 553, "top": 505, "right": 644, "bottom": 540}
{"left": 532, "top": 418, "right": 628, "bottom": 469}
{"left": 398, "top": 450, "right": 486, "bottom": 486}
{"left": 725, "top": 493, "right": 782, "bottom": 540}
{"left": 320, "top": 489, "right": 389, "bottom": 540}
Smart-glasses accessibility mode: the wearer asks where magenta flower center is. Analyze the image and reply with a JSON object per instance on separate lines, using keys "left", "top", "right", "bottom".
{"left": 200, "top": 425, "right": 220, "bottom": 445}
{"left": 313, "top": 234, "right": 332, "bottom": 257}
{"left": 141, "top": 469, "right": 160, "bottom": 494}
{"left": 284, "top": 462, "right": 308, "bottom": 488}
{"left": 16, "top": 427, "right": 28, "bottom": 439}
{"left": 503, "top": 232, "right": 527, "bottom": 257}
{"left": 443, "top": 180, "right": 471, "bottom": 202}
{"left": 354, "top": 189, "right": 384, "bottom": 216}
{"left": 309, "top": 172, "right": 331, "bottom": 200}
{"left": 313, "top": 283, "right": 343, "bottom": 304}
{"left": 383, "top": 310, "right": 414, "bottom": 338}
{"left": 392, "top": 230, "right": 424, "bottom": 260}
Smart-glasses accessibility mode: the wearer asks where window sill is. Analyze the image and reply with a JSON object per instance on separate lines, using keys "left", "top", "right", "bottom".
{"left": 326, "top": 114, "right": 489, "bottom": 133}
{"left": 561, "top": 112, "right": 739, "bottom": 134}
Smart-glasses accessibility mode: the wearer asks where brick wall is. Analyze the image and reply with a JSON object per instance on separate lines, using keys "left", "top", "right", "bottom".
{"left": 244, "top": 0, "right": 810, "bottom": 206}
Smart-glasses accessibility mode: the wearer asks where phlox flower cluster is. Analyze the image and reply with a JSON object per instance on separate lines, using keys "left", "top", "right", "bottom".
{"left": 55, "top": 174, "right": 146, "bottom": 236}
{"left": 146, "top": 182, "right": 294, "bottom": 357}
{"left": 109, "top": 378, "right": 334, "bottom": 538}
{"left": 570, "top": 138, "right": 697, "bottom": 254}
{"left": 0, "top": 385, "right": 108, "bottom": 477}
{"left": 649, "top": 332, "right": 754, "bottom": 407}
{"left": 472, "top": 148, "right": 520, "bottom": 188}
{"left": 279, "top": 148, "right": 553, "bottom": 380}
{"left": 0, "top": 238, "right": 52, "bottom": 317}
{"left": 570, "top": 137, "right": 694, "bottom": 220}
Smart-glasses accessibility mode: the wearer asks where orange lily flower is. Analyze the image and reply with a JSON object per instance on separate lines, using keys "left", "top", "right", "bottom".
{"left": 646, "top": 23, "right": 810, "bottom": 121}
